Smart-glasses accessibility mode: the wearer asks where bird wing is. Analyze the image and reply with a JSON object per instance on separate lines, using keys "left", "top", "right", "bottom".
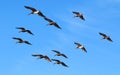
{"left": 53, "top": 23, "right": 62, "bottom": 29}
{"left": 51, "top": 59, "right": 60, "bottom": 62}
{"left": 24, "top": 41, "right": 32, "bottom": 45}
{"left": 26, "top": 30, "right": 34, "bottom": 35}
{"left": 32, "top": 54, "right": 43, "bottom": 57}
{"left": 61, "top": 62, "right": 68, "bottom": 67}
{"left": 107, "top": 37, "right": 113, "bottom": 42}
{"left": 24, "top": 6, "right": 37, "bottom": 11}
{"left": 81, "top": 47, "right": 87, "bottom": 53}
{"left": 61, "top": 54, "right": 68, "bottom": 58}
{"left": 38, "top": 11, "right": 46, "bottom": 18}
{"left": 52, "top": 50, "right": 60, "bottom": 54}
{"left": 74, "top": 42, "right": 81, "bottom": 46}
{"left": 44, "top": 17, "right": 53, "bottom": 22}
{"left": 80, "top": 15, "right": 85, "bottom": 21}
{"left": 12, "top": 37, "right": 23, "bottom": 41}
{"left": 72, "top": 11, "right": 79, "bottom": 14}
{"left": 16, "top": 27, "right": 25, "bottom": 30}
{"left": 99, "top": 32, "right": 107, "bottom": 37}
{"left": 44, "top": 56, "right": 51, "bottom": 62}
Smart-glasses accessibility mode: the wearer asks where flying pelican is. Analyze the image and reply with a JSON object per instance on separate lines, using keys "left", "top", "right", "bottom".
{"left": 99, "top": 32, "right": 113, "bottom": 42}
{"left": 74, "top": 42, "right": 87, "bottom": 53}
{"left": 24, "top": 6, "right": 46, "bottom": 18}
{"left": 12, "top": 37, "right": 32, "bottom": 45}
{"left": 72, "top": 11, "right": 85, "bottom": 21}
{"left": 52, "top": 50, "right": 68, "bottom": 58}
{"left": 32, "top": 54, "right": 51, "bottom": 62}
{"left": 51, "top": 59, "right": 68, "bottom": 67}
{"left": 44, "top": 17, "right": 61, "bottom": 29}
{"left": 16, "top": 27, "right": 34, "bottom": 35}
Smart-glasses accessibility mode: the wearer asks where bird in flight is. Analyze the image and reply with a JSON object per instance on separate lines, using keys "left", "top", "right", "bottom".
{"left": 24, "top": 6, "right": 46, "bottom": 18}
{"left": 32, "top": 54, "right": 51, "bottom": 62}
{"left": 99, "top": 32, "right": 113, "bottom": 42}
{"left": 12, "top": 37, "right": 32, "bottom": 45}
{"left": 16, "top": 27, "right": 34, "bottom": 35}
{"left": 44, "top": 17, "right": 62, "bottom": 29}
{"left": 74, "top": 42, "right": 87, "bottom": 53}
{"left": 51, "top": 59, "right": 68, "bottom": 67}
{"left": 72, "top": 11, "right": 85, "bottom": 21}
{"left": 52, "top": 50, "right": 68, "bottom": 58}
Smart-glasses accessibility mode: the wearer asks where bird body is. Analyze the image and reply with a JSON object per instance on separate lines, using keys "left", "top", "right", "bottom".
{"left": 32, "top": 54, "right": 51, "bottom": 62}
{"left": 74, "top": 42, "right": 87, "bottom": 53}
{"left": 99, "top": 32, "right": 113, "bottom": 42}
{"left": 24, "top": 6, "right": 46, "bottom": 18}
{"left": 44, "top": 17, "right": 61, "bottom": 29}
{"left": 51, "top": 59, "right": 68, "bottom": 67}
{"left": 52, "top": 50, "right": 68, "bottom": 58}
{"left": 16, "top": 27, "right": 34, "bottom": 35}
{"left": 12, "top": 37, "right": 32, "bottom": 45}
{"left": 72, "top": 11, "right": 85, "bottom": 21}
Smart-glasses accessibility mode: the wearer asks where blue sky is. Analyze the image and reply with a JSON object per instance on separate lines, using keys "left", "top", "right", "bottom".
{"left": 0, "top": 0, "right": 120, "bottom": 75}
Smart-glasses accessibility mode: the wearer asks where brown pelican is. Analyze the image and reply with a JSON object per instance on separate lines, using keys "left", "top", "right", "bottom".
{"left": 51, "top": 59, "right": 68, "bottom": 67}
{"left": 44, "top": 17, "right": 61, "bottom": 29}
{"left": 74, "top": 42, "right": 87, "bottom": 53}
{"left": 52, "top": 50, "right": 68, "bottom": 58}
{"left": 72, "top": 11, "right": 85, "bottom": 21}
{"left": 99, "top": 32, "right": 113, "bottom": 42}
{"left": 16, "top": 27, "right": 34, "bottom": 35}
{"left": 12, "top": 37, "right": 32, "bottom": 45}
{"left": 24, "top": 6, "right": 46, "bottom": 18}
{"left": 32, "top": 54, "right": 51, "bottom": 62}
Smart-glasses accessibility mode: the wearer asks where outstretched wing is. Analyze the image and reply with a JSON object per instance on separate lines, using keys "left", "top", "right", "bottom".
{"left": 44, "top": 17, "right": 53, "bottom": 22}
{"left": 99, "top": 32, "right": 107, "bottom": 37}
{"left": 52, "top": 50, "right": 60, "bottom": 54}
{"left": 81, "top": 47, "right": 87, "bottom": 53}
{"left": 107, "top": 37, "right": 113, "bottom": 42}
{"left": 26, "top": 30, "right": 34, "bottom": 35}
{"left": 61, "top": 62, "right": 68, "bottom": 67}
{"left": 16, "top": 27, "right": 25, "bottom": 30}
{"left": 74, "top": 42, "right": 81, "bottom": 46}
{"left": 24, "top": 41, "right": 32, "bottom": 45}
{"left": 24, "top": 6, "right": 37, "bottom": 11}
{"left": 72, "top": 11, "right": 79, "bottom": 14}
{"left": 53, "top": 23, "right": 62, "bottom": 29}
{"left": 44, "top": 56, "right": 51, "bottom": 62}
{"left": 51, "top": 59, "right": 60, "bottom": 62}
{"left": 12, "top": 37, "right": 23, "bottom": 41}
{"left": 38, "top": 12, "right": 46, "bottom": 18}
{"left": 80, "top": 15, "right": 85, "bottom": 21}
{"left": 61, "top": 54, "right": 68, "bottom": 58}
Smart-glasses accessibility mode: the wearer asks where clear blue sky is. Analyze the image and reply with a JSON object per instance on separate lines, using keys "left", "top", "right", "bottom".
{"left": 0, "top": 0, "right": 120, "bottom": 75}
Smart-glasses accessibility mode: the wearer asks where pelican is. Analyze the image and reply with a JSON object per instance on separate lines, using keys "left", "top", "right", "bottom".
{"left": 16, "top": 27, "right": 34, "bottom": 35}
{"left": 99, "top": 32, "right": 113, "bottom": 42}
{"left": 24, "top": 6, "right": 46, "bottom": 18}
{"left": 72, "top": 11, "right": 85, "bottom": 21}
{"left": 52, "top": 50, "right": 68, "bottom": 58}
{"left": 51, "top": 59, "right": 68, "bottom": 67}
{"left": 74, "top": 42, "right": 87, "bottom": 53}
{"left": 12, "top": 37, "right": 32, "bottom": 45}
{"left": 32, "top": 54, "right": 51, "bottom": 62}
{"left": 44, "top": 17, "right": 61, "bottom": 29}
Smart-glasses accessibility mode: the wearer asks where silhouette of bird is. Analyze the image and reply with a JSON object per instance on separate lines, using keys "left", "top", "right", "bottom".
{"left": 74, "top": 42, "right": 87, "bottom": 53}
{"left": 72, "top": 11, "right": 85, "bottom": 21}
{"left": 51, "top": 59, "right": 68, "bottom": 67}
{"left": 16, "top": 27, "right": 34, "bottom": 35}
{"left": 44, "top": 17, "right": 61, "bottom": 29}
{"left": 12, "top": 37, "right": 32, "bottom": 45}
{"left": 32, "top": 54, "right": 51, "bottom": 62}
{"left": 52, "top": 50, "right": 68, "bottom": 58}
{"left": 99, "top": 32, "right": 113, "bottom": 42}
{"left": 24, "top": 6, "right": 46, "bottom": 18}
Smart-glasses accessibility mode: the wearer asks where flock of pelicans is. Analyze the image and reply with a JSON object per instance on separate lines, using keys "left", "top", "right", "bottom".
{"left": 12, "top": 6, "right": 113, "bottom": 68}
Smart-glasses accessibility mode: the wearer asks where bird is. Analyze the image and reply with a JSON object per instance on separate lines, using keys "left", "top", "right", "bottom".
{"left": 74, "top": 42, "right": 87, "bottom": 53}
{"left": 44, "top": 17, "right": 62, "bottom": 29}
{"left": 72, "top": 11, "right": 85, "bottom": 21}
{"left": 51, "top": 59, "right": 68, "bottom": 67}
{"left": 12, "top": 37, "right": 32, "bottom": 45}
{"left": 24, "top": 6, "right": 46, "bottom": 18}
{"left": 52, "top": 50, "right": 68, "bottom": 58}
{"left": 16, "top": 27, "right": 34, "bottom": 35}
{"left": 99, "top": 32, "right": 113, "bottom": 42}
{"left": 32, "top": 54, "right": 51, "bottom": 62}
